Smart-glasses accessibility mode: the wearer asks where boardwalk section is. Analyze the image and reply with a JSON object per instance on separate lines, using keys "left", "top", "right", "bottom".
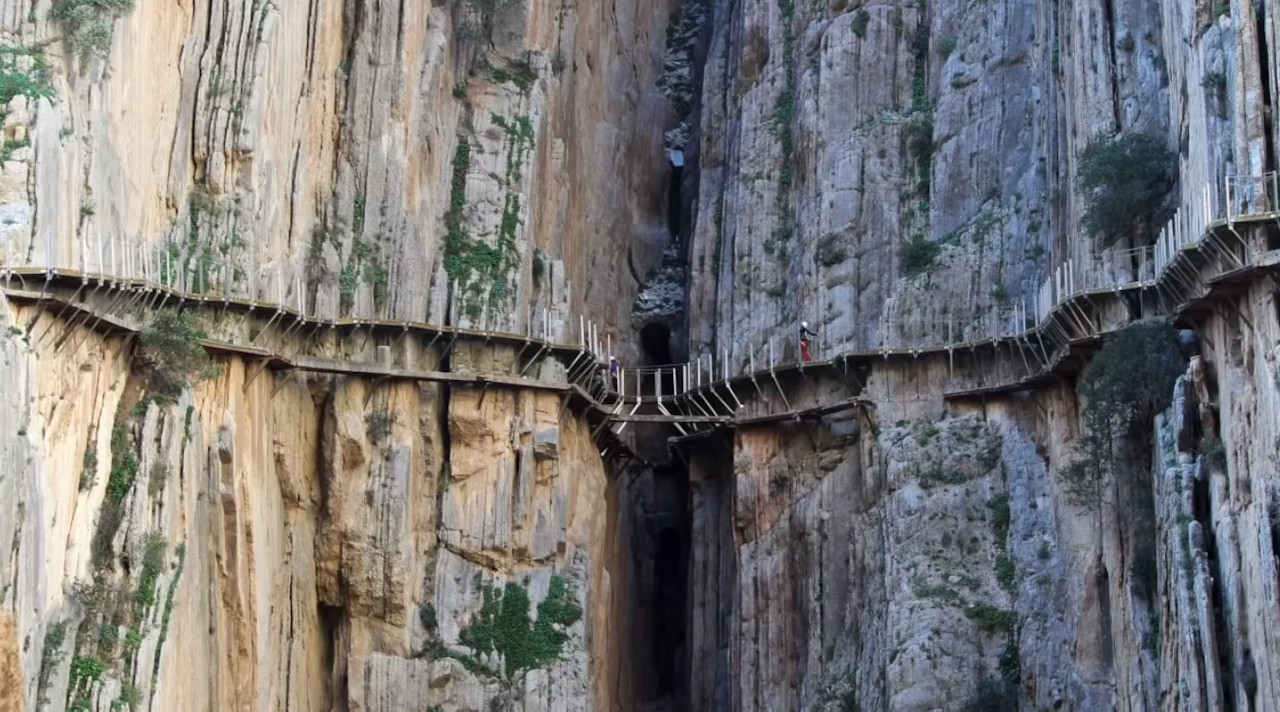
{"left": 4, "top": 174, "right": 1280, "bottom": 462}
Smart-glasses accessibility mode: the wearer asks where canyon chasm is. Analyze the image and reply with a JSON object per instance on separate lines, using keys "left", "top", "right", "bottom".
{"left": 1, "top": 0, "right": 1279, "bottom": 710}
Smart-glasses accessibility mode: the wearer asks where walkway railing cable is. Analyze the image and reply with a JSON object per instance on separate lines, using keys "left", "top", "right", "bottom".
{"left": 3, "top": 172, "right": 1278, "bottom": 449}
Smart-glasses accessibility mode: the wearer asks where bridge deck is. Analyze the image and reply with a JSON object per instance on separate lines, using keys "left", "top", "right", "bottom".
{"left": 5, "top": 210, "right": 1279, "bottom": 462}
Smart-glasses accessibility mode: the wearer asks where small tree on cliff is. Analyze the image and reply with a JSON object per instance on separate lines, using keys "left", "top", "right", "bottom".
{"left": 1076, "top": 133, "right": 1176, "bottom": 243}
{"left": 139, "top": 310, "right": 220, "bottom": 401}
{"left": 1060, "top": 321, "right": 1185, "bottom": 505}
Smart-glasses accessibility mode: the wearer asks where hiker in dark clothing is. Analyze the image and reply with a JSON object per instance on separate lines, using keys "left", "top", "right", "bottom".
{"left": 609, "top": 356, "right": 619, "bottom": 392}
{"left": 799, "top": 321, "right": 817, "bottom": 362}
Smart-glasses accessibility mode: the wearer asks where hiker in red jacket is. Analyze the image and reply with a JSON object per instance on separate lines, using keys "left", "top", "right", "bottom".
{"left": 800, "top": 321, "right": 817, "bottom": 362}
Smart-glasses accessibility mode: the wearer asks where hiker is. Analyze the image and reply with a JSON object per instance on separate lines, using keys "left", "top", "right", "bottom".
{"left": 609, "top": 356, "right": 620, "bottom": 392}
{"left": 799, "top": 321, "right": 818, "bottom": 362}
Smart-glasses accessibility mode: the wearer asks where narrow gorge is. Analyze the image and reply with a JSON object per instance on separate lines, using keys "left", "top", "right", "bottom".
{"left": 1, "top": 0, "right": 1278, "bottom": 711}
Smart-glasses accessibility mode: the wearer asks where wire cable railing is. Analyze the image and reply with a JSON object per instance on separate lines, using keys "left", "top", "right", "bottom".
{"left": 2, "top": 172, "right": 1276, "bottom": 419}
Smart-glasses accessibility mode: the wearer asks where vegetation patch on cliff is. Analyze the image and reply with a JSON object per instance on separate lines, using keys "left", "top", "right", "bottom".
{"left": 1075, "top": 134, "right": 1175, "bottom": 241}
{"left": 1060, "top": 321, "right": 1185, "bottom": 504}
{"left": 339, "top": 235, "right": 391, "bottom": 314}
{"left": 458, "top": 575, "right": 583, "bottom": 679}
{"left": 52, "top": 0, "right": 136, "bottom": 59}
{"left": 162, "top": 189, "right": 246, "bottom": 294}
{"left": 0, "top": 45, "right": 53, "bottom": 101}
{"left": 139, "top": 311, "right": 219, "bottom": 402}
{"left": 443, "top": 132, "right": 527, "bottom": 320}
{"left": 149, "top": 543, "right": 187, "bottom": 700}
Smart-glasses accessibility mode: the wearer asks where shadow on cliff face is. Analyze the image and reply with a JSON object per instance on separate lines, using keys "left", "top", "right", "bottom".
{"left": 653, "top": 525, "right": 686, "bottom": 698}
{"left": 641, "top": 322, "right": 673, "bottom": 365}
{"left": 625, "top": 463, "right": 691, "bottom": 712}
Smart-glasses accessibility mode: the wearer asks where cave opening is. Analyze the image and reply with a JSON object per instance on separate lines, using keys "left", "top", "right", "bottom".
{"left": 640, "top": 322, "right": 674, "bottom": 365}
{"left": 639, "top": 322, "right": 676, "bottom": 396}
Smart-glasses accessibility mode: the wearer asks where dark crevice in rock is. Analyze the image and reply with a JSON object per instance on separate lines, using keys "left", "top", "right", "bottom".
{"left": 318, "top": 603, "right": 344, "bottom": 705}
{"left": 1253, "top": 5, "right": 1277, "bottom": 174}
{"left": 652, "top": 524, "right": 687, "bottom": 698}
{"left": 1101, "top": 0, "right": 1121, "bottom": 130}
{"left": 1095, "top": 566, "right": 1115, "bottom": 669}
{"left": 1192, "top": 465, "right": 1236, "bottom": 710}
{"left": 641, "top": 322, "right": 673, "bottom": 366}
{"left": 627, "top": 463, "right": 691, "bottom": 712}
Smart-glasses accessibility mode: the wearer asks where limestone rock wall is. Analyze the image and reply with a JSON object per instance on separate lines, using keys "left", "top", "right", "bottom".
{"left": 684, "top": 0, "right": 1258, "bottom": 364}
{"left": 0, "top": 289, "right": 621, "bottom": 711}
{"left": 679, "top": 0, "right": 1280, "bottom": 709}
{"left": 0, "top": 0, "right": 674, "bottom": 359}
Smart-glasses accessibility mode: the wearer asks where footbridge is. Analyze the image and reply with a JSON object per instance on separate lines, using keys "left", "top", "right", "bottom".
{"left": 4, "top": 173, "right": 1280, "bottom": 467}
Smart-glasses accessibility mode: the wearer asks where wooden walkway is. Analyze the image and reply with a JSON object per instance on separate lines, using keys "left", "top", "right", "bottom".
{"left": 4, "top": 209, "right": 1279, "bottom": 465}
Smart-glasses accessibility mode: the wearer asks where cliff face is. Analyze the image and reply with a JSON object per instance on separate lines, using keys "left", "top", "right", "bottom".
{"left": 680, "top": 0, "right": 1280, "bottom": 710}
{"left": 4, "top": 0, "right": 1280, "bottom": 711}
{"left": 1, "top": 0, "right": 674, "bottom": 356}
{"left": 688, "top": 0, "right": 1179, "bottom": 360}
{"left": 0, "top": 0, "right": 677, "bottom": 709}
{"left": 0, "top": 291, "right": 624, "bottom": 710}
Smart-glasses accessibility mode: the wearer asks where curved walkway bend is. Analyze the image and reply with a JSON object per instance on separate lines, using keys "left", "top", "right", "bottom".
{"left": 3, "top": 194, "right": 1279, "bottom": 462}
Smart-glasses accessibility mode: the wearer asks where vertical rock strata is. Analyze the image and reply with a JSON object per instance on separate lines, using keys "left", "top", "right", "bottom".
{"left": 681, "top": 0, "right": 1280, "bottom": 709}
{"left": 1, "top": 0, "right": 1280, "bottom": 709}
{"left": 0, "top": 0, "right": 674, "bottom": 709}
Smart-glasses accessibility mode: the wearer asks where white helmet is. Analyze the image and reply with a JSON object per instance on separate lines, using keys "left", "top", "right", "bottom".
{"left": 801, "top": 321, "right": 809, "bottom": 328}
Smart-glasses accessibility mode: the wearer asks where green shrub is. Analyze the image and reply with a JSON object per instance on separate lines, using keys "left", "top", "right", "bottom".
{"left": 900, "top": 234, "right": 940, "bottom": 278}
{"left": 52, "top": 0, "right": 137, "bottom": 58}
{"left": 133, "top": 532, "right": 168, "bottom": 618}
{"left": 1060, "top": 321, "right": 1185, "bottom": 504}
{"left": 851, "top": 9, "right": 870, "bottom": 38}
{"left": 68, "top": 655, "right": 106, "bottom": 692}
{"left": 966, "top": 604, "right": 1015, "bottom": 633}
{"left": 91, "top": 423, "right": 139, "bottom": 567}
{"left": 80, "top": 446, "right": 98, "bottom": 491}
{"left": 937, "top": 36, "right": 958, "bottom": 57}
{"left": 458, "top": 575, "right": 582, "bottom": 678}
{"left": 419, "top": 603, "right": 438, "bottom": 632}
{"left": 141, "top": 311, "right": 219, "bottom": 400}
{"left": 114, "top": 684, "right": 142, "bottom": 710}
{"left": 995, "top": 554, "right": 1016, "bottom": 592}
{"left": 1201, "top": 435, "right": 1227, "bottom": 471}
{"left": 37, "top": 622, "right": 67, "bottom": 703}
{"left": 1075, "top": 133, "right": 1175, "bottom": 240}
{"left": 0, "top": 47, "right": 55, "bottom": 108}
{"left": 365, "top": 410, "right": 395, "bottom": 443}
{"left": 904, "top": 115, "right": 934, "bottom": 193}
{"left": 998, "top": 638, "right": 1021, "bottom": 685}
{"left": 988, "top": 493, "right": 1011, "bottom": 542}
